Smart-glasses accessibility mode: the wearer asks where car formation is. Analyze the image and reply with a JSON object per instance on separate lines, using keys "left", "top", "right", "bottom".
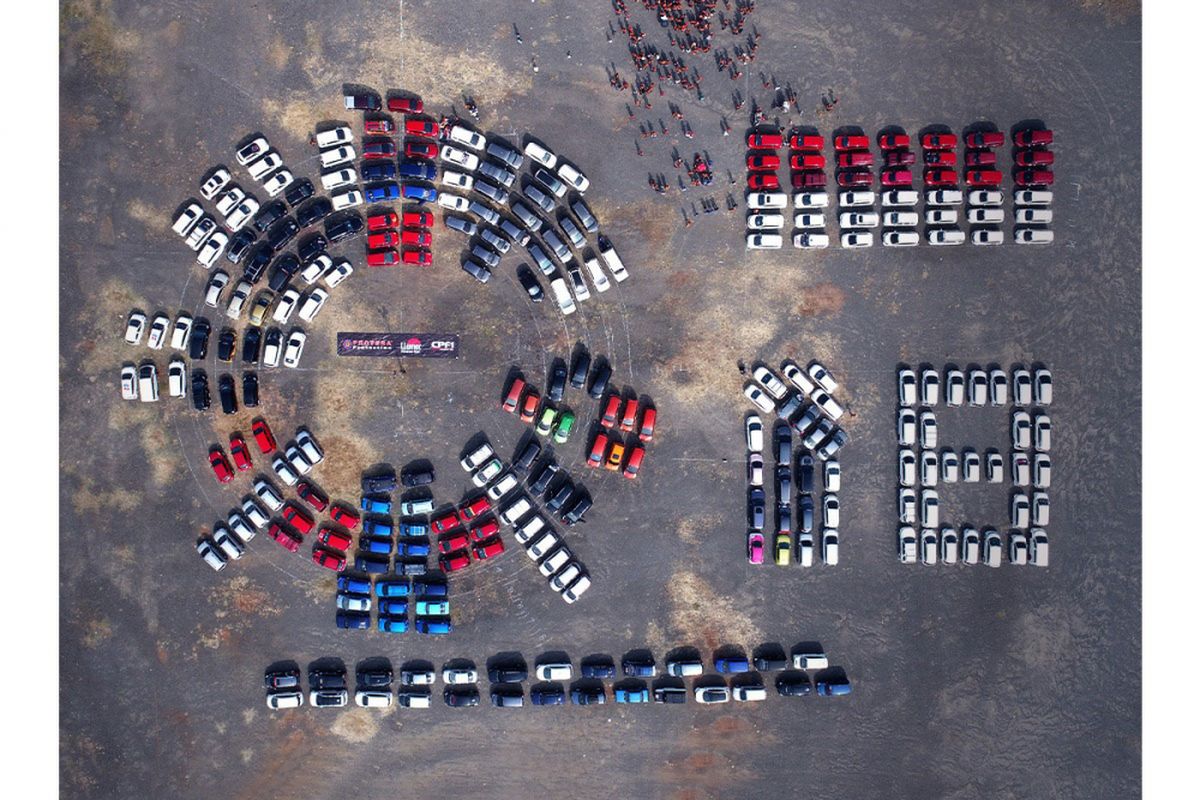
{"left": 896, "top": 363, "right": 1052, "bottom": 567}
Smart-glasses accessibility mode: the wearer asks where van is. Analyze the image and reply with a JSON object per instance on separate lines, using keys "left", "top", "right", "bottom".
{"left": 500, "top": 496, "right": 533, "bottom": 526}
{"left": 598, "top": 242, "right": 630, "bottom": 282}
{"left": 468, "top": 201, "right": 500, "bottom": 226}
{"left": 538, "top": 546, "right": 572, "bottom": 577}
{"left": 792, "top": 651, "right": 828, "bottom": 671}
{"left": 137, "top": 363, "right": 159, "bottom": 402}
{"left": 511, "top": 201, "right": 544, "bottom": 232}
{"left": 1030, "top": 529, "right": 1050, "bottom": 567}
{"left": 561, "top": 574, "right": 591, "bottom": 603}
{"left": 549, "top": 277, "right": 576, "bottom": 316}
{"left": 515, "top": 514, "right": 547, "bottom": 544}
{"left": 733, "top": 685, "right": 768, "bottom": 702}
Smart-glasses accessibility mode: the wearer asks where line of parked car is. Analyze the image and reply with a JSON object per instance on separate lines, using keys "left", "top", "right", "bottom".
{"left": 895, "top": 363, "right": 1052, "bottom": 567}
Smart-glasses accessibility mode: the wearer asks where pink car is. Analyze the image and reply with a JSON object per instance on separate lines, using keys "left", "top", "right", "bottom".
{"left": 747, "top": 532, "right": 764, "bottom": 565}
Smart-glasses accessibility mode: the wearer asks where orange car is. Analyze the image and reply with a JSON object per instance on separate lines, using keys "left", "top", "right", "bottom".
{"left": 520, "top": 389, "right": 540, "bottom": 423}
{"left": 605, "top": 441, "right": 626, "bottom": 471}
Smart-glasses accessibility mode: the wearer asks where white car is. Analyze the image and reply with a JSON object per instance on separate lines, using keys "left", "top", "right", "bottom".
{"left": 527, "top": 533, "right": 560, "bottom": 562}
{"left": 1015, "top": 189, "right": 1053, "bottom": 206}
{"left": 897, "top": 368, "right": 917, "bottom": 406}
{"left": 515, "top": 515, "right": 547, "bottom": 544}
{"left": 748, "top": 213, "right": 785, "bottom": 229}
{"left": 437, "top": 192, "right": 470, "bottom": 212}
{"left": 226, "top": 280, "right": 252, "bottom": 319}
{"left": 197, "top": 539, "right": 226, "bottom": 572}
{"left": 246, "top": 151, "right": 283, "bottom": 181}
{"left": 1030, "top": 529, "right": 1049, "bottom": 567}
{"left": 557, "top": 161, "right": 590, "bottom": 192}
{"left": 200, "top": 167, "right": 231, "bottom": 200}
{"left": 1034, "top": 369, "right": 1053, "bottom": 405}
{"left": 881, "top": 190, "right": 919, "bottom": 207}
{"left": 971, "top": 229, "right": 1005, "bottom": 245}
{"left": 263, "top": 169, "right": 294, "bottom": 197}
{"left": 1015, "top": 208, "right": 1053, "bottom": 224}
{"left": 284, "top": 445, "right": 312, "bottom": 476}
{"left": 808, "top": 362, "right": 837, "bottom": 393}
{"left": 966, "top": 207, "right": 1004, "bottom": 224}
{"left": 822, "top": 495, "right": 840, "bottom": 528}
{"left": 355, "top": 690, "right": 392, "bottom": 709}
{"left": 169, "top": 314, "right": 192, "bottom": 350}
{"left": 743, "top": 383, "right": 775, "bottom": 413}
{"left": 989, "top": 369, "right": 1009, "bottom": 405}
{"left": 920, "top": 450, "right": 938, "bottom": 486}
{"left": 298, "top": 289, "right": 329, "bottom": 322}
{"left": 448, "top": 124, "right": 486, "bottom": 151}
{"left": 920, "top": 529, "right": 938, "bottom": 565}
{"left": 921, "top": 368, "right": 940, "bottom": 406}
{"left": 253, "top": 478, "right": 284, "bottom": 511}
{"left": 315, "top": 125, "right": 352, "bottom": 149}
{"left": 226, "top": 198, "right": 260, "bottom": 232}
{"left": 1013, "top": 367, "right": 1033, "bottom": 405}
{"left": 882, "top": 211, "right": 918, "bottom": 227}
{"left": 460, "top": 443, "right": 495, "bottom": 472}
{"left": 927, "top": 228, "right": 965, "bottom": 246}
{"left": 471, "top": 458, "right": 503, "bottom": 488}
{"left": 811, "top": 390, "right": 843, "bottom": 420}
{"left": 940, "top": 528, "right": 959, "bottom": 565}
{"left": 840, "top": 231, "right": 873, "bottom": 248}
{"left": 524, "top": 141, "right": 557, "bottom": 168}
{"left": 124, "top": 311, "right": 147, "bottom": 345}
{"left": 968, "top": 190, "right": 1004, "bottom": 207}
{"left": 794, "top": 213, "right": 825, "bottom": 229}
{"left": 794, "top": 191, "right": 828, "bottom": 208}
{"left": 919, "top": 411, "right": 938, "bottom": 449}
{"left": 235, "top": 137, "right": 269, "bottom": 165}
{"left": 838, "top": 211, "right": 878, "bottom": 228}
{"left": 941, "top": 451, "right": 959, "bottom": 483}
{"left": 746, "top": 192, "right": 787, "bottom": 209}
{"left": 782, "top": 361, "right": 816, "bottom": 396}
{"left": 196, "top": 230, "right": 229, "bottom": 268}
{"left": 321, "top": 259, "right": 353, "bottom": 288}
{"left": 549, "top": 277, "right": 576, "bottom": 315}
{"left": 839, "top": 190, "right": 875, "bottom": 207}
{"left": 443, "top": 667, "right": 478, "bottom": 685}
{"left": 897, "top": 409, "right": 917, "bottom": 446}
{"left": 824, "top": 461, "right": 841, "bottom": 492}
{"left": 331, "top": 188, "right": 363, "bottom": 210}
{"left": 262, "top": 330, "right": 282, "bottom": 367}
{"left": 1011, "top": 452, "right": 1031, "bottom": 486}
{"left": 204, "top": 271, "right": 229, "bottom": 307}
{"left": 241, "top": 498, "right": 269, "bottom": 530}
{"left": 746, "top": 233, "right": 783, "bottom": 249}
{"left": 272, "top": 288, "right": 301, "bottom": 323}
{"left": 215, "top": 186, "right": 245, "bottom": 217}
{"left": 898, "top": 526, "right": 918, "bottom": 563}
{"left": 899, "top": 488, "right": 917, "bottom": 524}
{"left": 272, "top": 456, "right": 300, "bottom": 486}
{"left": 300, "top": 254, "right": 333, "bottom": 285}
{"left": 1032, "top": 492, "right": 1050, "bottom": 527}
{"left": 986, "top": 451, "right": 1004, "bottom": 483}
{"left": 296, "top": 429, "right": 324, "bottom": 464}
{"left": 1012, "top": 410, "right": 1032, "bottom": 449}
{"left": 898, "top": 449, "right": 916, "bottom": 486}
{"left": 925, "top": 208, "right": 957, "bottom": 225}
{"left": 582, "top": 258, "right": 611, "bottom": 293}
{"left": 1033, "top": 453, "right": 1051, "bottom": 488}
{"left": 534, "top": 662, "right": 572, "bottom": 681}
{"left": 440, "top": 145, "right": 479, "bottom": 170}
{"left": 319, "top": 145, "right": 355, "bottom": 169}
{"left": 1034, "top": 414, "right": 1051, "bottom": 452}
{"left": 486, "top": 472, "right": 519, "bottom": 501}
{"left": 961, "top": 527, "right": 981, "bottom": 565}
{"left": 797, "top": 533, "right": 814, "bottom": 567}
{"left": 283, "top": 330, "right": 307, "bottom": 368}
{"left": 184, "top": 216, "right": 216, "bottom": 250}
{"left": 1014, "top": 227, "right": 1054, "bottom": 244}
{"left": 561, "top": 575, "right": 591, "bottom": 603}
{"left": 1009, "top": 532, "right": 1029, "bottom": 565}
{"left": 1011, "top": 494, "right": 1030, "bottom": 528}
{"left": 320, "top": 168, "right": 356, "bottom": 191}
{"left": 745, "top": 414, "right": 764, "bottom": 453}
{"left": 967, "top": 370, "right": 988, "bottom": 406}
{"left": 921, "top": 490, "right": 939, "bottom": 528}
{"left": 983, "top": 530, "right": 1003, "bottom": 568}
{"left": 945, "top": 369, "right": 965, "bottom": 406}
{"left": 882, "top": 231, "right": 919, "bottom": 247}
{"left": 120, "top": 365, "right": 138, "bottom": 400}
{"left": 752, "top": 366, "right": 787, "bottom": 399}
{"left": 962, "top": 450, "right": 980, "bottom": 482}
{"left": 442, "top": 170, "right": 474, "bottom": 191}
{"left": 793, "top": 232, "right": 830, "bottom": 249}
{"left": 167, "top": 358, "right": 186, "bottom": 397}
{"left": 926, "top": 189, "right": 963, "bottom": 206}
{"left": 695, "top": 686, "right": 731, "bottom": 705}
{"left": 822, "top": 530, "right": 839, "bottom": 565}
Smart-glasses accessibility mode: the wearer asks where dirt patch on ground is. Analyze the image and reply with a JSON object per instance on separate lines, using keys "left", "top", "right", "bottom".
{"left": 1078, "top": 0, "right": 1139, "bottom": 22}
{"left": 793, "top": 282, "right": 846, "bottom": 317}
{"left": 664, "top": 569, "right": 761, "bottom": 651}
{"left": 71, "top": 475, "right": 141, "bottom": 515}
{"left": 591, "top": 197, "right": 678, "bottom": 259}
{"left": 329, "top": 708, "right": 381, "bottom": 743}
{"left": 260, "top": 96, "right": 336, "bottom": 142}
{"left": 60, "top": 0, "right": 141, "bottom": 79}
{"left": 209, "top": 575, "right": 281, "bottom": 620}
{"left": 74, "top": 278, "right": 148, "bottom": 379}
{"left": 82, "top": 617, "right": 113, "bottom": 648}
{"left": 140, "top": 422, "right": 184, "bottom": 486}
{"left": 674, "top": 512, "right": 720, "bottom": 546}
{"left": 267, "top": 34, "right": 290, "bottom": 71}
{"left": 658, "top": 716, "right": 776, "bottom": 798}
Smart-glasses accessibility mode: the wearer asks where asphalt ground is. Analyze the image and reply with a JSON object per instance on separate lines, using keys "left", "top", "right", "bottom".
{"left": 60, "top": 1, "right": 1140, "bottom": 797}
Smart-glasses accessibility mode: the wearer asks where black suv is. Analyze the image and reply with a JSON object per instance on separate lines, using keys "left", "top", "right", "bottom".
{"left": 570, "top": 350, "right": 591, "bottom": 389}
{"left": 400, "top": 467, "right": 435, "bottom": 487}
{"left": 242, "top": 373, "right": 259, "bottom": 407}
{"left": 325, "top": 212, "right": 364, "bottom": 243}
{"left": 284, "top": 178, "right": 315, "bottom": 208}
{"left": 218, "top": 374, "right": 238, "bottom": 415}
{"left": 547, "top": 360, "right": 568, "bottom": 401}
{"left": 188, "top": 318, "right": 211, "bottom": 360}
{"left": 242, "top": 244, "right": 274, "bottom": 284}
{"left": 587, "top": 361, "right": 612, "bottom": 400}
{"left": 361, "top": 470, "right": 398, "bottom": 494}
{"left": 513, "top": 440, "right": 541, "bottom": 473}
{"left": 265, "top": 217, "right": 300, "bottom": 250}
{"left": 267, "top": 253, "right": 301, "bottom": 292}
{"left": 242, "top": 327, "right": 262, "bottom": 363}
{"left": 527, "top": 461, "right": 559, "bottom": 494}
{"left": 191, "top": 370, "right": 210, "bottom": 411}
{"left": 253, "top": 201, "right": 287, "bottom": 234}
{"left": 516, "top": 265, "right": 543, "bottom": 302}
{"left": 296, "top": 197, "right": 332, "bottom": 228}
{"left": 561, "top": 493, "right": 592, "bottom": 526}
{"left": 225, "top": 229, "right": 257, "bottom": 264}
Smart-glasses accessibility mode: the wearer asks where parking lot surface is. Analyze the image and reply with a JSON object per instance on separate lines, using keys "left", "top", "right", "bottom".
{"left": 61, "top": 1, "right": 1140, "bottom": 797}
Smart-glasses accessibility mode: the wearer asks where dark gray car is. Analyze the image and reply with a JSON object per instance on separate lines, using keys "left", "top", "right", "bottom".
{"left": 527, "top": 242, "right": 555, "bottom": 275}
{"left": 499, "top": 218, "right": 530, "bottom": 246}
{"left": 461, "top": 259, "right": 491, "bottom": 284}
{"left": 445, "top": 215, "right": 478, "bottom": 236}
{"left": 468, "top": 200, "right": 500, "bottom": 226}
{"left": 523, "top": 183, "right": 555, "bottom": 214}
{"left": 749, "top": 487, "right": 766, "bottom": 530}
{"left": 533, "top": 167, "right": 566, "bottom": 198}
{"left": 478, "top": 160, "right": 516, "bottom": 188}
{"left": 543, "top": 230, "right": 571, "bottom": 262}
{"left": 474, "top": 179, "right": 507, "bottom": 205}
{"left": 511, "top": 201, "right": 544, "bottom": 232}
{"left": 486, "top": 141, "right": 523, "bottom": 169}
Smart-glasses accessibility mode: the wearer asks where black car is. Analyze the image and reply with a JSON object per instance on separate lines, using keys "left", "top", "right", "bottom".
{"left": 570, "top": 687, "right": 605, "bottom": 706}
{"left": 776, "top": 426, "right": 793, "bottom": 467}
{"left": 335, "top": 612, "right": 370, "bottom": 630}
{"left": 491, "top": 689, "right": 524, "bottom": 708}
{"left": 570, "top": 351, "right": 591, "bottom": 389}
{"left": 580, "top": 658, "right": 617, "bottom": 679}
{"left": 325, "top": 212, "right": 364, "bottom": 243}
{"left": 188, "top": 318, "right": 211, "bottom": 360}
{"left": 356, "top": 668, "right": 393, "bottom": 688}
{"left": 355, "top": 554, "right": 390, "bottom": 573}
{"left": 621, "top": 657, "right": 656, "bottom": 677}
{"left": 345, "top": 92, "right": 381, "bottom": 111}
{"left": 225, "top": 229, "right": 257, "bottom": 264}
{"left": 296, "top": 197, "right": 333, "bottom": 228}
{"left": 400, "top": 467, "right": 435, "bottom": 487}
{"left": 487, "top": 664, "right": 528, "bottom": 683}
{"left": 749, "top": 487, "right": 766, "bottom": 530}
{"left": 754, "top": 656, "right": 789, "bottom": 672}
{"left": 361, "top": 470, "right": 398, "bottom": 494}
{"left": 242, "top": 372, "right": 259, "bottom": 407}
{"left": 216, "top": 328, "right": 236, "bottom": 362}
{"left": 776, "top": 673, "right": 813, "bottom": 697}
{"left": 265, "top": 217, "right": 300, "bottom": 251}
{"left": 267, "top": 253, "right": 301, "bottom": 292}
{"left": 253, "top": 201, "right": 287, "bottom": 234}
{"left": 444, "top": 687, "right": 480, "bottom": 708}
{"left": 653, "top": 686, "right": 687, "bottom": 704}
{"left": 527, "top": 460, "right": 559, "bottom": 494}
{"left": 445, "top": 215, "right": 478, "bottom": 236}
{"left": 242, "top": 244, "right": 274, "bottom": 284}
{"left": 218, "top": 374, "right": 238, "bottom": 415}
{"left": 545, "top": 480, "right": 574, "bottom": 512}
{"left": 242, "top": 327, "right": 262, "bottom": 363}
{"left": 513, "top": 440, "right": 541, "bottom": 473}
{"left": 548, "top": 360, "right": 568, "bottom": 402}
{"left": 516, "top": 265, "right": 544, "bottom": 302}
{"left": 297, "top": 233, "right": 327, "bottom": 263}
{"left": 191, "top": 370, "right": 210, "bottom": 411}
{"left": 309, "top": 668, "right": 347, "bottom": 690}
{"left": 561, "top": 493, "right": 592, "bottom": 526}
{"left": 530, "top": 686, "right": 566, "bottom": 705}
{"left": 587, "top": 361, "right": 612, "bottom": 400}
{"left": 264, "top": 668, "right": 300, "bottom": 690}
{"left": 461, "top": 260, "right": 491, "bottom": 284}
{"left": 798, "top": 495, "right": 814, "bottom": 533}
{"left": 797, "top": 455, "right": 815, "bottom": 493}
{"left": 362, "top": 161, "right": 397, "bottom": 182}
{"left": 284, "top": 177, "right": 315, "bottom": 208}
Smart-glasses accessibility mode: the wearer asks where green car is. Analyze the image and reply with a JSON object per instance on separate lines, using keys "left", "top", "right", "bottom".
{"left": 415, "top": 600, "right": 450, "bottom": 616}
{"left": 552, "top": 410, "right": 576, "bottom": 443}
{"left": 536, "top": 406, "right": 557, "bottom": 437}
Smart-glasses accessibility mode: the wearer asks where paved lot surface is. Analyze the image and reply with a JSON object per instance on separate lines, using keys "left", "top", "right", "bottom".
{"left": 60, "top": 1, "right": 1140, "bottom": 797}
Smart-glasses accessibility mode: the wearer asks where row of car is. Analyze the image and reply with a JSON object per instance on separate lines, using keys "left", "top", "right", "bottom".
{"left": 898, "top": 526, "right": 1049, "bottom": 567}
{"left": 335, "top": 570, "right": 453, "bottom": 634}
{"left": 744, "top": 127, "right": 787, "bottom": 248}
{"left": 1008, "top": 128, "right": 1055, "bottom": 244}
{"left": 743, "top": 360, "right": 848, "bottom": 461}
{"left": 899, "top": 446, "right": 1050, "bottom": 488}
{"left": 898, "top": 364, "right": 1053, "bottom": 408}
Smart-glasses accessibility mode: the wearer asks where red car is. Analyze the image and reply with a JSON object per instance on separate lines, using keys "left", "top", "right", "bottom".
{"left": 587, "top": 432, "right": 609, "bottom": 468}
{"left": 1015, "top": 149, "right": 1054, "bottom": 167}
{"left": 460, "top": 496, "right": 491, "bottom": 522}
{"left": 520, "top": 389, "right": 540, "bottom": 423}
{"left": 923, "top": 150, "right": 956, "bottom": 166}
{"left": 965, "top": 169, "right": 1004, "bottom": 187}
{"left": 791, "top": 171, "right": 826, "bottom": 188}
{"left": 469, "top": 519, "right": 500, "bottom": 543}
{"left": 1015, "top": 169, "right": 1054, "bottom": 187}
{"left": 267, "top": 523, "right": 301, "bottom": 553}
{"left": 439, "top": 551, "right": 470, "bottom": 572}
{"left": 366, "top": 249, "right": 399, "bottom": 267}
{"left": 836, "top": 151, "right": 873, "bottom": 168}
{"left": 790, "top": 153, "right": 825, "bottom": 170}
{"left": 881, "top": 169, "right": 913, "bottom": 187}
{"left": 387, "top": 95, "right": 423, "bottom": 114}
{"left": 836, "top": 170, "right": 873, "bottom": 188}
{"left": 884, "top": 150, "right": 915, "bottom": 166}
{"left": 368, "top": 211, "right": 398, "bottom": 231}
{"left": 638, "top": 407, "right": 656, "bottom": 443}
{"left": 363, "top": 139, "right": 397, "bottom": 158}
{"left": 1014, "top": 129, "right": 1053, "bottom": 147}
{"left": 878, "top": 133, "right": 910, "bottom": 150}
{"left": 833, "top": 134, "right": 869, "bottom": 151}
{"left": 401, "top": 228, "right": 431, "bottom": 246}
{"left": 317, "top": 527, "right": 353, "bottom": 551}
{"left": 209, "top": 448, "right": 233, "bottom": 483}
{"left": 363, "top": 117, "right": 395, "bottom": 135}
{"left": 502, "top": 376, "right": 526, "bottom": 413}
{"left": 438, "top": 532, "right": 470, "bottom": 554}
{"left": 789, "top": 133, "right": 824, "bottom": 151}
{"left": 924, "top": 168, "right": 958, "bottom": 187}
{"left": 432, "top": 510, "right": 462, "bottom": 534}
{"left": 600, "top": 394, "right": 621, "bottom": 428}
{"left": 623, "top": 445, "right": 646, "bottom": 479}
{"left": 747, "top": 154, "right": 780, "bottom": 170}
{"left": 746, "top": 131, "right": 783, "bottom": 149}
{"left": 297, "top": 481, "right": 328, "bottom": 512}
{"left": 281, "top": 503, "right": 314, "bottom": 535}
{"left": 330, "top": 505, "right": 361, "bottom": 530}
{"left": 472, "top": 538, "right": 505, "bottom": 560}
{"left": 921, "top": 132, "right": 957, "bottom": 150}
{"left": 251, "top": 418, "right": 276, "bottom": 454}
{"left": 367, "top": 231, "right": 399, "bottom": 249}
{"left": 404, "top": 141, "right": 437, "bottom": 159}
{"left": 312, "top": 548, "right": 346, "bottom": 571}
{"left": 402, "top": 210, "right": 433, "bottom": 228}
{"left": 965, "top": 150, "right": 997, "bottom": 167}
{"left": 965, "top": 131, "right": 1004, "bottom": 149}
{"left": 229, "top": 434, "right": 252, "bottom": 471}
{"left": 402, "top": 248, "right": 431, "bottom": 266}
{"left": 620, "top": 398, "right": 639, "bottom": 433}
{"left": 404, "top": 118, "right": 440, "bottom": 138}
{"left": 747, "top": 172, "right": 780, "bottom": 190}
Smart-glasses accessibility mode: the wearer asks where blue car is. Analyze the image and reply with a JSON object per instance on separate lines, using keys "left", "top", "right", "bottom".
{"left": 355, "top": 554, "right": 390, "bottom": 574}
{"left": 378, "top": 617, "right": 408, "bottom": 634}
{"left": 615, "top": 687, "right": 650, "bottom": 703}
{"left": 362, "top": 519, "right": 393, "bottom": 537}
{"left": 335, "top": 611, "right": 371, "bottom": 630}
{"left": 581, "top": 661, "right": 616, "bottom": 679}
{"left": 361, "top": 161, "right": 397, "bottom": 181}
{"left": 714, "top": 657, "right": 751, "bottom": 674}
{"left": 414, "top": 618, "right": 452, "bottom": 635}
{"left": 379, "top": 599, "right": 408, "bottom": 616}
{"left": 621, "top": 659, "right": 657, "bottom": 678}
{"left": 530, "top": 687, "right": 565, "bottom": 706}
{"left": 402, "top": 184, "right": 438, "bottom": 202}
{"left": 398, "top": 160, "right": 437, "bottom": 181}
{"left": 376, "top": 580, "right": 410, "bottom": 598}
{"left": 359, "top": 536, "right": 393, "bottom": 556}
{"left": 415, "top": 599, "right": 449, "bottom": 616}
{"left": 399, "top": 541, "right": 431, "bottom": 558}
{"left": 413, "top": 580, "right": 448, "bottom": 597}
{"left": 364, "top": 181, "right": 400, "bottom": 203}
{"left": 338, "top": 576, "right": 372, "bottom": 595}
{"left": 360, "top": 495, "right": 392, "bottom": 514}
{"left": 816, "top": 678, "right": 852, "bottom": 696}
{"left": 399, "top": 522, "right": 429, "bottom": 537}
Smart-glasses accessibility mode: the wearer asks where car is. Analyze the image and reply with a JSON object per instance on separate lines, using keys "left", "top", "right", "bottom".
{"left": 840, "top": 231, "right": 872, "bottom": 248}
{"left": 965, "top": 149, "right": 999, "bottom": 167}
{"left": 1014, "top": 128, "right": 1054, "bottom": 148}
{"left": 924, "top": 168, "right": 958, "bottom": 188}
{"left": 746, "top": 192, "right": 787, "bottom": 209}
{"left": 743, "top": 382, "right": 776, "bottom": 413}
{"left": 695, "top": 686, "right": 730, "bottom": 705}
{"left": 1015, "top": 169, "right": 1055, "bottom": 187}
{"left": 1009, "top": 531, "right": 1030, "bottom": 565}
{"left": 280, "top": 330, "right": 306, "bottom": 368}
{"left": 883, "top": 149, "right": 916, "bottom": 167}
{"left": 923, "top": 149, "right": 956, "bottom": 167}
{"left": 832, "top": 134, "right": 869, "bottom": 151}
{"left": 746, "top": 130, "right": 784, "bottom": 149}
{"left": 839, "top": 211, "right": 879, "bottom": 229}
{"left": 836, "top": 169, "right": 872, "bottom": 188}
{"left": 747, "top": 171, "right": 781, "bottom": 191}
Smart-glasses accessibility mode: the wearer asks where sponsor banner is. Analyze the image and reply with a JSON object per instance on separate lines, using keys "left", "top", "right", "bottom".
{"left": 337, "top": 332, "right": 460, "bottom": 359}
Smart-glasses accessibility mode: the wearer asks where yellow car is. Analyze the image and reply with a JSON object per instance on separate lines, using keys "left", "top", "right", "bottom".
{"left": 248, "top": 293, "right": 274, "bottom": 327}
{"left": 605, "top": 442, "right": 626, "bottom": 471}
{"left": 774, "top": 535, "right": 792, "bottom": 566}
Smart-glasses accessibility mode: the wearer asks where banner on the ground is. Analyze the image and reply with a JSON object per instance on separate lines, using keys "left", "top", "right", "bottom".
{"left": 336, "top": 332, "right": 460, "bottom": 358}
